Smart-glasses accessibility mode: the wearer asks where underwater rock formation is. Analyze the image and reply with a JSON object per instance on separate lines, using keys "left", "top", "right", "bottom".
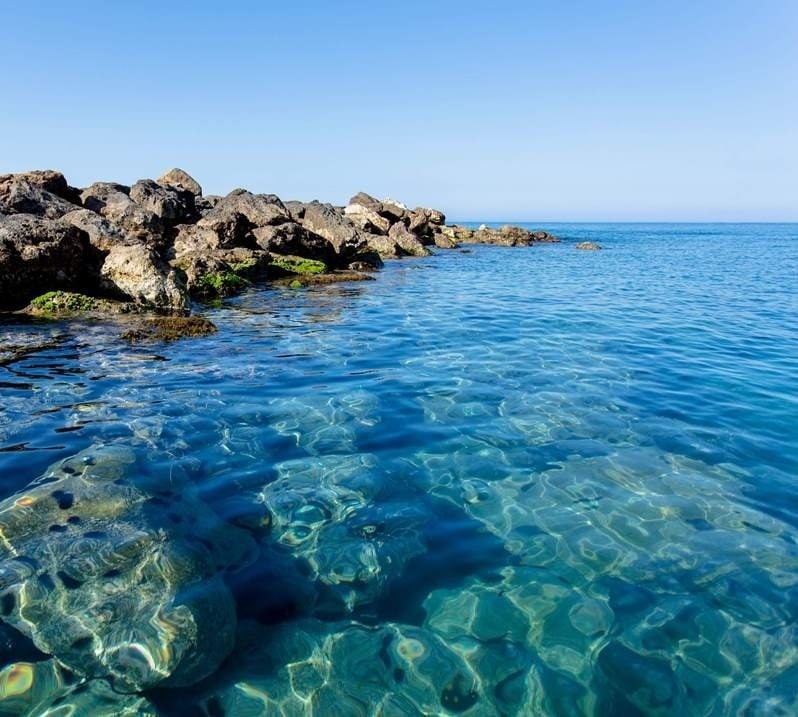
{"left": 0, "top": 444, "right": 257, "bottom": 692}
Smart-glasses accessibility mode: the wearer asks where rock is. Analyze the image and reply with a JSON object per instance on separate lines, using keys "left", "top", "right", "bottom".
{"left": 0, "top": 215, "right": 89, "bottom": 309}
{"left": 26, "top": 291, "right": 120, "bottom": 316}
{"left": 0, "top": 445, "right": 255, "bottom": 691}
{"left": 379, "top": 197, "right": 408, "bottom": 222}
{"left": 576, "top": 241, "right": 602, "bottom": 250}
{"left": 467, "top": 224, "right": 559, "bottom": 246}
{"left": 296, "top": 201, "right": 366, "bottom": 260}
{"left": 387, "top": 221, "right": 431, "bottom": 257}
{"left": 0, "top": 659, "right": 157, "bottom": 716}
{"left": 130, "top": 179, "right": 193, "bottom": 224}
{"left": 275, "top": 270, "right": 375, "bottom": 287}
{"left": 215, "top": 189, "right": 291, "bottom": 227}
{"left": 157, "top": 168, "right": 202, "bottom": 197}
{"left": 101, "top": 243, "right": 189, "bottom": 311}
{"left": 80, "top": 183, "right": 165, "bottom": 247}
{"left": 0, "top": 171, "right": 82, "bottom": 219}
{"left": 195, "top": 194, "right": 221, "bottom": 215}
{"left": 251, "top": 222, "right": 335, "bottom": 262}
{"left": 121, "top": 316, "right": 217, "bottom": 342}
{"left": 432, "top": 230, "right": 458, "bottom": 249}
{"left": 344, "top": 203, "right": 392, "bottom": 234}
{"left": 61, "top": 208, "right": 127, "bottom": 252}
{"left": 268, "top": 254, "right": 327, "bottom": 277}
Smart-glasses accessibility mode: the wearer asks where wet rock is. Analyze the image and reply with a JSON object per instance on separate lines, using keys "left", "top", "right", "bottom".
{"left": 268, "top": 254, "right": 327, "bottom": 277}
{"left": 25, "top": 290, "right": 121, "bottom": 316}
{"left": 0, "top": 659, "right": 157, "bottom": 716}
{"left": 0, "top": 215, "right": 90, "bottom": 309}
{"left": 432, "top": 229, "right": 458, "bottom": 249}
{"left": 452, "top": 224, "right": 559, "bottom": 246}
{"left": 276, "top": 270, "right": 375, "bottom": 287}
{"left": 121, "top": 315, "right": 217, "bottom": 342}
{"left": 576, "top": 241, "right": 602, "bottom": 250}
{"left": 101, "top": 243, "right": 189, "bottom": 311}
{"left": 388, "top": 221, "right": 431, "bottom": 257}
{"left": 0, "top": 445, "right": 254, "bottom": 691}
{"left": 157, "top": 168, "right": 203, "bottom": 197}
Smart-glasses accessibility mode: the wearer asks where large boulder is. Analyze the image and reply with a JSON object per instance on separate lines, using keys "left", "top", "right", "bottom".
{"left": 130, "top": 179, "right": 194, "bottom": 224}
{"left": 157, "top": 168, "right": 202, "bottom": 197}
{"left": 251, "top": 221, "right": 335, "bottom": 262}
{"left": 346, "top": 192, "right": 409, "bottom": 224}
{"left": 0, "top": 445, "right": 256, "bottom": 691}
{"left": 295, "top": 201, "right": 366, "bottom": 260}
{"left": 343, "top": 202, "right": 391, "bottom": 234}
{"left": 101, "top": 243, "right": 189, "bottom": 311}
{"left": 0, "top": 215, "right": 89, "bottom": 308}
{"left": 80, "top": 183, "right": 165, "bottom": 247}
{"left": 387, "top": 221, "right": 430, "bottom": 256}
{"left": 0, "top": 171, "right": 81, "bottom": 219}
{"left": 62, "top": 208, "right": 127, "bottom": 252}
{"left": 215, "top": 189, "right": 291, "bottom": 227}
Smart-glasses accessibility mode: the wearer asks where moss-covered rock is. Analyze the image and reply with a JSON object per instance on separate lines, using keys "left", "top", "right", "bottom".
{"left": 195, "top": 272, "right": 250, "bottom": 298}
{"left": 121, "top": 316, "right": 217, "bottom": 342}
{"left": 268, "top": 255, "right": 327, "bottom": 277}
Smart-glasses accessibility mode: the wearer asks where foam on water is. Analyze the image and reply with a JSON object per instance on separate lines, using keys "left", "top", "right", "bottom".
{"left": 1, "top": 223, "right": 797, "bottom": 715}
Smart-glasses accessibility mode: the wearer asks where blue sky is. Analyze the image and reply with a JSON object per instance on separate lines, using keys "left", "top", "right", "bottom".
{"left": 1, "top": 1, "right": 796, "bottom": 221}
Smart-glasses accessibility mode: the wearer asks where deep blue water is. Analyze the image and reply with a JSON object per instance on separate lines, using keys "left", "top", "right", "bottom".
{"left": 0, "top": 223, "right": 797, "bottom": 715}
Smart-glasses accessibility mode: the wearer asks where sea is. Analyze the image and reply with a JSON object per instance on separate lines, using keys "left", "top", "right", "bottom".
{"left": 0, "top": 223, "right": 796, "bottom": 715}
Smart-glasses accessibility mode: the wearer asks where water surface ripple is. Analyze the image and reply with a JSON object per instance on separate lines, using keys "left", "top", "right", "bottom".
{"left": 1, "top": 223, "right": 797, "bottom": 715}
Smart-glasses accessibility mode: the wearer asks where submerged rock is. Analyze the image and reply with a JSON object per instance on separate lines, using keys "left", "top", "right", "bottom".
{"left": 575, "top": 241, "right": 602, "bottom": 250}
{"left": 0, "top": 659, "right": 156, "bottom": 716}
{"left": 121, "top": 315, "right": 217, "bottom": 342}
{"left": 0, "top": 444, "right": 255, "bottom": 691}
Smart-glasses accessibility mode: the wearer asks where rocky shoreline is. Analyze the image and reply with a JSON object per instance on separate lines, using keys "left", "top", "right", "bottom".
{"left": 1, "top": 169, "right": 558, "bottom": 338}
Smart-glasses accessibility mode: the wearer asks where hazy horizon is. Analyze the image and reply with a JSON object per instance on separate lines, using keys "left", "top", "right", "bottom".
{"left": 2, "top": 1, "right": 796, "bottom": 222}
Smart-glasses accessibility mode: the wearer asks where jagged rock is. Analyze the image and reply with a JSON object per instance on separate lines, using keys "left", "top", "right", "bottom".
{"left": 130, "top": 179, "right": 193, "bottom": 224}
{"left": 251, "top": 222, "right": 335, "bottom": 262}
{"left": 0, "top": 171, "right": 81, "bottom": 219}
{"left": 101, "top": 243, "right": 189, "bottom": 311}
{"left": 61, "top": 208, "right": 127, "bottom": 252}
{"left": 388, "top": 221, "right": 430, "bottom": 256}
{"left": 195, "top": 194, "right": 221, "bottom": 215}
{"left": 432, "top": 229, "right": 458, "bottom": 249}
{"left": 344, "top": 203, "right": 392, "bottom": 234}
{"left": 157, "top": 168, "right": 203, "bottom": 197}
{"left": 215, "top": 189, "right": 291, "bottom": 227}
{"left": 576, "top": 241, "right": 602, "bottom": 250}
{"left": 295, "top": 201, "right": 366, "bottom": 260}
{"left": 456, "top": 224, "right": 559, "bottom": 247}
{"left": 0, "top": 215, "right": 89, "bottom": 308}
{"left": 80, "top": 183, "right": 164, "bottom": 247}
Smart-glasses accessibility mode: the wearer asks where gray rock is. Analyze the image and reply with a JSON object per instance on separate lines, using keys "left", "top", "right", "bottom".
{"left": 251, "top": 221, "right": 335, "bottom": 262}
{"left": 62, "top": 208, "right": 127, "bottom": 252}
{"left": 215, "top": 189, "right": 291, "bottom": 227}
{"left": 101, "top": 243, "right": 189, "bottom": 311}
{"left": 470, "top": 225, "right": 559, "bottom": 246}
{"left": 0, "top": 215, "right": 89, "bottom": 308}
{"left": 80, "top": 183, "right": 165, "bottom": 247}
{"left": 157, "top": 167, "right": 203, "bottom": 197}
{"left": 296, "top": 201, "right": 366, "bottom": 260}
{"left": 130, "top": 179, "right": 193, "bottom": 224}
{"left": 0, "top": 171, "right": 81, "bottom": 218}
{"left": 576, "top": 241, "right": 602, "bottom": 250}
{"left": 388, "top": 221, "right": 431, "bottom": 256}
{"left": 344, "top": 203, "right": 392, "bottom": 234}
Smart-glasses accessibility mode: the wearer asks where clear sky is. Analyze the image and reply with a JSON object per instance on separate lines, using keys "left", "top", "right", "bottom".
{"left": 1, "top": 1, "right": 796, "bottom": 221}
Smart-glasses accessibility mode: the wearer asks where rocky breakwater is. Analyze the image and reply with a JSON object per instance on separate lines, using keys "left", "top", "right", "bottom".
{"left": 1, "top": 169, "right": 558, "bottom": 332}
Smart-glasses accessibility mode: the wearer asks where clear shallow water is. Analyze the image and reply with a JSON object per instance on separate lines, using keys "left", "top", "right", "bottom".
{"left": 0, "top": 223, "right": 797, "bottom": 715}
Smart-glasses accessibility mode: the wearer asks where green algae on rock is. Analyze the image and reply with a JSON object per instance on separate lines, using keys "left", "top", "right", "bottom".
{"left": 195, "top": 271, "right": 250, "bottom": 298}
{"left": 121, "top": 315, "right": 217, "bottom": 343}
{"left": 268, "top": 255, "right": 327, "bottom": 276}
{"left": 29, "top": 291, "right": 98, "bottom": 314}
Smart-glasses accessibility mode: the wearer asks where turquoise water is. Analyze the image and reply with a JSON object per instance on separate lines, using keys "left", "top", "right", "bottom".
{"left": 1, "top": 223, "right": 797, "bottom": 715}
